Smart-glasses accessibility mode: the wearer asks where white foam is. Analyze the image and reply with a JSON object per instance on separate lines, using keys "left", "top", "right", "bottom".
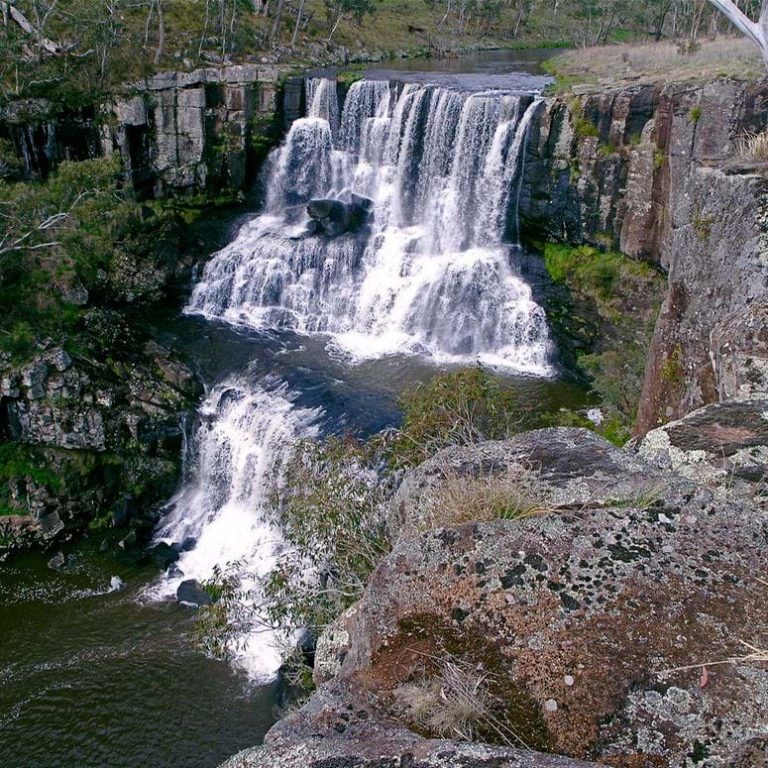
{"left": 149, "top": 378, "right": 322, "bottom": 681}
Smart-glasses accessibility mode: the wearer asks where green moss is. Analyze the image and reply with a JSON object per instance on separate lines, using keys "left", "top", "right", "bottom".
{"left": 660, "top": 344, "right": 685, "bottom": 385}
{"left": 544, "top": 244, "right": 631, "bottom": 302}
{"left": 689, "top": 106, "right": 703, "bottom": 124}
{"left": 692, "top": 212, "right": 715, "bottom": 241}
{"left": 573, "top": 116, "right": 600, "bottom": 139}
{"left": 543, "top": 243, "right": 664, "bottom": 444}
{"left": 654, "top": 148, "right": 666, "bottom": 170}
{"left": 0, "top": 444, "right": 61, "bottom": 491}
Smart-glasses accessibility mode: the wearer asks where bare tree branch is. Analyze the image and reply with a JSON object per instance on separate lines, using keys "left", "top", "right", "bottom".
{"left": 707, "top": 0, "right": 768, "bottom": 64}
{"left": 0, "top": 0, "right": 65, "bottom": 55}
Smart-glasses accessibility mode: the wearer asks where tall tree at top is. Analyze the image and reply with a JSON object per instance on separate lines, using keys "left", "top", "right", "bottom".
{"left": 707, "top": 0, "right": 768, "bottom": 65}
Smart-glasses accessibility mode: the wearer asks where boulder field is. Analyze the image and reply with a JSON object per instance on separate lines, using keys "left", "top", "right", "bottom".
{"left": 224, "top": 407, "right": 768, "bottom": 768}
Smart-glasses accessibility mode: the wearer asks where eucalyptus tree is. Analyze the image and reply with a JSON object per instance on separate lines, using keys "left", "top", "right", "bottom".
{"left": 706, "top": 0, "right": 768, "bottom": 64}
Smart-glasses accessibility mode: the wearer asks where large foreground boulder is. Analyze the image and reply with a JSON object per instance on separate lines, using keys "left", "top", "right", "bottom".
{"left": 222, "top": 679, "right": 602, "bottom": 768}
{"left": 314, "top": 429, "right": 768, "bottom": 765}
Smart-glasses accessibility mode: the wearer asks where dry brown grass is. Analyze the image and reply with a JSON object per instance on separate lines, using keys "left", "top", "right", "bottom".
{"left": 735, "top": 131, "right": 768, "bottom": 162}
{"left": 550, "top": 37, "right": 763, "bottom": 89}
{"left": 394, "top": 653, "right": 528, "bottom": 747}
{"left": 419, "top": 467, "right": 546, "bottom": 532}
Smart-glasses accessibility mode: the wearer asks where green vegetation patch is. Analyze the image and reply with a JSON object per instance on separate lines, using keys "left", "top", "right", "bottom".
{"left": 543, "top": 243, "right": 664, "bottom": 444}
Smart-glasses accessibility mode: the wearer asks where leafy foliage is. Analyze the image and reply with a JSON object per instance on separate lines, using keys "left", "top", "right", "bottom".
{"left": 263, "top": 435, "right": 392, "bottom": 636}
{"left": 0, "top": 157, "right": 175, "bottom": 362}
{"left": 390, "top": 367, "right": 523, "bottom": 468}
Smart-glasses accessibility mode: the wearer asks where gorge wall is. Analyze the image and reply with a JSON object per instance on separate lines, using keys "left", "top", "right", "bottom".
{"left": 2, "top": 69, "right": 768, "bottom": 554}
{"left": 520, "top": 78, "right": 768, "bottom": 433}
{"left": 0, "top": 64, "right": 291, "bottom": 198}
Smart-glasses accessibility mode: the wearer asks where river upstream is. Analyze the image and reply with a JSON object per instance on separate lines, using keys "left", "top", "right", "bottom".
{"left": 0, "top": 50, "right": 589, "bottom": 768}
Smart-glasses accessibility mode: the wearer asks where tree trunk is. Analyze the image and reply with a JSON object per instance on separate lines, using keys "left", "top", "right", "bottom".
{"left": 154, "top": 0, "right": 165, "bottom": 65}
{"left": 706, "top": 0, "right": 768, "bottom": 65}
{"left": 327, "top": 11, "right": 343, "bottom": 43}
{"left": 270, "top": 0, "right": 286, "bottom": 40}
{"left": 292, "top": 0, "right": 306, "bottom": 45}
{"left": 0, "top": 1, "right": 63, "bottom": 55}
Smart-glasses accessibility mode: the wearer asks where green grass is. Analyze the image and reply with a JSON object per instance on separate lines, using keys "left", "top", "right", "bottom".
{"left": 543, "top": 243, "right": 664, "bottom": 444}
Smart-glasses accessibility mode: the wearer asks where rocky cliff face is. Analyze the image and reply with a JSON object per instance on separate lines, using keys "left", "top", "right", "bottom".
{"left": 0, "top": 65, "right": 284, "bottom": 198}
{"left": 521, "top": 79, "right": 768, "bottom": 433}
{"left": 0, "top": 341, "right": 201, "bottom": 552}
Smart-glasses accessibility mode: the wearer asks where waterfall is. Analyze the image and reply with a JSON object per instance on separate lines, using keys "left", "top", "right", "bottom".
{"left": 188, "top": 76, "right": 553, "bottom": 375}
{"left": 149, "top": 376, "right": 322, "bottom": 681}
{"left": 154, "top": 75, "right": 555, "bottom": 682}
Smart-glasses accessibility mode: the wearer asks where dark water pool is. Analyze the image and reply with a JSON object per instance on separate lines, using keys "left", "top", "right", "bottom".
{"left": 0, "top": 546, "right": 277, "bottom": 768}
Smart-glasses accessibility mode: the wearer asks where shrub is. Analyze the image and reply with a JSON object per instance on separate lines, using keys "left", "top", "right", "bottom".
{"left": 390, "top": 367, "right": 522, "bottom": 468}
{"left": 0, "top": 157, "right": 176, "bottom": 362}
{"left": 417, "top": 469, "right": 544, "bottom": 532}
{"left": 394, "top": 650, "right": 528, "bottom": 747}
{"left": 263, "top": 436, "right": 392, "bottom": 637}
{"left": 735, "top": 131, "right": 768, "bottom": 162}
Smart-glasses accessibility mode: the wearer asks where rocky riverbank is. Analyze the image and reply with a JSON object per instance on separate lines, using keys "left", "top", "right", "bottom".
{"left": 226, "top": 401, "right": 768, "bottom": 767}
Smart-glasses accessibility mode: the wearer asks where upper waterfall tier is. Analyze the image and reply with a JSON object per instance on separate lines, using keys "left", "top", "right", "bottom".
{"left": 188, "top": 77, "right": 553, "bottom": 375}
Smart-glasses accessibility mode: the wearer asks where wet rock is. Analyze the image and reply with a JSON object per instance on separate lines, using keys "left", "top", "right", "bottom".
{"left": 37, "top": 511, "right": 64, "bottom": 539}
{"left": 47, "top": 551, "right": 66, "bottom": 571}
{"left": 146, "top": 542, "right": 180, "bottom": 570}
{"left": 176, "top": 579, "right": 211, "bottom": 608}
{"left": 306, "top": 196, "right": 373, "bottom": 237}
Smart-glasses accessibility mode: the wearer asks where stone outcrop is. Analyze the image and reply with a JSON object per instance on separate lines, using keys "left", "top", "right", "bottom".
{"left": 521, "top": 79, "right": 768, "bottom": 433}
{"left": 265, "top": 426, "right": 768, "bottom": 768}
{"left": 223, "top": 679, "right": 602, "bottom": 768}
{"left": 0, "top": 65, "right": 283, "bottom": 197}
{"left": 634, "top": 398, "right": 768, "bottom": 502}
{"left": 0, "top": 342, "right": 201, "bottom": 550}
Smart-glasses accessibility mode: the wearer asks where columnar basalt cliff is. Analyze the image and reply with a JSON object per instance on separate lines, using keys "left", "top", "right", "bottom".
{"left": 0, "top": 65, "right": 284, "bottom": 197}
{"left": 520, "top": 79, "right": 768, "bottom": 433}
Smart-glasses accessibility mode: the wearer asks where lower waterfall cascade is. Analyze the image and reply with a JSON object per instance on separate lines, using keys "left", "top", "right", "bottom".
{"left": 152, "top": 73, "right": 557, "bottom": 681}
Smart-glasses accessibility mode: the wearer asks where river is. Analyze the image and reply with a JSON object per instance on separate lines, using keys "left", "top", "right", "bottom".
{"left": 0, "top": 50, "right": 590, "bottom": 768}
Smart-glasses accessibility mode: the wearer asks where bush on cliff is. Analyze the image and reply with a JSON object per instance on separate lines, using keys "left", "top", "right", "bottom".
{"left": 0, "top": 157, "right": 176, "bottom": 363}
{"left": 264, "top": 435, "right": 392, "bottom": 637}
{"left": 543, "top": 243, "right": 663, "bottom": 443}
{"left": 389, "top": 367, "right": 524, "bottom": 468}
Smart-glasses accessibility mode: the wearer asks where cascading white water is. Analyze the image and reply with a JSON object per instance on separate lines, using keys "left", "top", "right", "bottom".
{"left": 149, "top": 376, "right": 322, "bottom": 680}
{"left": 188, "top": 77, "right": 553, "bottom": 374}
{"left": 154, "top": 75, "right": 556, "bottom": 682}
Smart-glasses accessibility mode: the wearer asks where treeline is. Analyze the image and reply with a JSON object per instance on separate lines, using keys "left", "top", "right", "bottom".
{"left": 0, "top": 0, "right": 761, "bottom": 101}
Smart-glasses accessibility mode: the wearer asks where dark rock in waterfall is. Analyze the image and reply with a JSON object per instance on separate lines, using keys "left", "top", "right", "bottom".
{"left": 179, "top": 536, "right": 197, "bottom": 553}
{"left": 306, "top": 196, "right": 373, "bottom": 237}
{"left": 177, "top": 579, "right": 212, "bottom": 608}
{"left": 146, "top": 542, "right": 180, "bottom": 571}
